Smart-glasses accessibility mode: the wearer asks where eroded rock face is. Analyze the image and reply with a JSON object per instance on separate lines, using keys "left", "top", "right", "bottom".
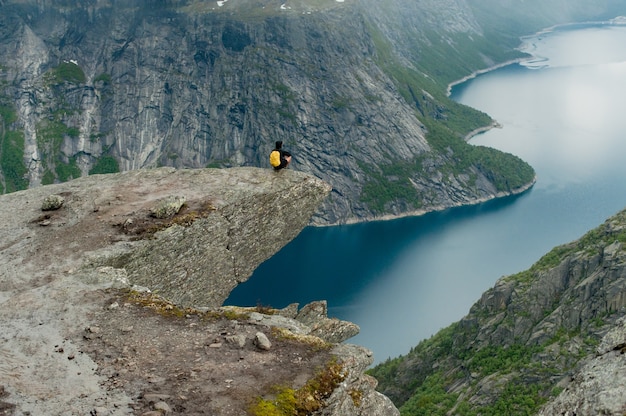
{"left": 537, "top": 317, "right": 626, "bottom": 416}
{"left": 92, "top": 167, "right": 333, "bottom": 307}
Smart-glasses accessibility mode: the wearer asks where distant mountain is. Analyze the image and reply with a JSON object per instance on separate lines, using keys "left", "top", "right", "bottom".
{"left": 0, "top": 0, "right": 623, "bottom": 224}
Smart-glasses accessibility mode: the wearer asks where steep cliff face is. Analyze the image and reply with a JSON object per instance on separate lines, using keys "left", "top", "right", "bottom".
{"left": 0, "top": 0, "right": 542, "bottom": 225}
{"left": 369, "top": 209, "right": 626, "bottom": 414}
{"left": 2, "top": 1, "right": 624, "bottom": 224}
{"left": 0, "top": 167, "right": 399, "bottom": 415}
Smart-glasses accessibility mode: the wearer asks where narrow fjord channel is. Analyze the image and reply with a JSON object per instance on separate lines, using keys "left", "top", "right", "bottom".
{"left": 227, "top": 23, "right": 626, "bottom": 364}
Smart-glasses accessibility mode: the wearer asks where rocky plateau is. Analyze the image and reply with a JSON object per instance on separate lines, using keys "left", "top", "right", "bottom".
{"left": 0, "top": 167, "right": 399, "bottom": 415}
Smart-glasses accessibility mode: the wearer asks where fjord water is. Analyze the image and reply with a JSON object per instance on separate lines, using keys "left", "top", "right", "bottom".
{"left": 227, "top": 24, "right": 626, "bottom": 363}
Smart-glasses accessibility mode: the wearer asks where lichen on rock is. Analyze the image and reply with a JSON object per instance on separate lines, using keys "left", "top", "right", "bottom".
{"left": 149, "top": 195, "right": 186, "bottom": 219}
{"left": 41, "top": 194, "right": 65, "bottom": 210}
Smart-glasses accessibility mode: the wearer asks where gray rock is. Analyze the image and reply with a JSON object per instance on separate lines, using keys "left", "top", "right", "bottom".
{"left": 278, "top": 303, "right": 300, "bottom": 319}
{"left": 295, "top": 300, "right": 328, "bottom": 326}
{"left": 149, "top": 196, "right": 186, "bottom": 219}
{"left": 153, "top": 401, "right": 171, "bottom": 414}
{"left": 538, "top": 318, "right": 626, "bottom": 416}
{"left": 254, "top": 332, "right": 272, "bottom": 351}
{"left": 248, "top": 311, "right": 309, "bottom": 335}
{"left": 115, "top": 168, "right": 331, "bottom": 308}
{"left": 92, "top": 407, "right": 110, "bottom": 416}
{"left": 225, "top": 334, "right": 246, "bottom": 348}
{"left": 143, "top": 393, "right": 171, "bottom": 403}
{"left": 309, "top": 318, "right": 360, "bottom": 344}
{"left": 42, "top": 194, "right": 65, "bottom": 211}
{"left": 323, "top": 344, "right": 400, "bottom": 416}
{"left": 597, "top": 316, "right": 626, "bottom": 355}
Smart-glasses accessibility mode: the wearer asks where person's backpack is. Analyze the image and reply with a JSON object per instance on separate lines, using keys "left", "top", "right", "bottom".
{"left": 269, "top": 150, "right": 281, "bottom": 168}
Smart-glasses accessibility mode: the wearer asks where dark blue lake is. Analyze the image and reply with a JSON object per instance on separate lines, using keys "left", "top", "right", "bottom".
{"left": 227, "top": 23, "right": 626, "bottom": 364}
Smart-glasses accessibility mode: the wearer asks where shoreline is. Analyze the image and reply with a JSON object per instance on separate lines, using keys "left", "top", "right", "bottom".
{"left": 446, "top": 57, "right": 527, "bottom": 97}
{"left": 462, "top": 120, "right": 502, "bottom": 142}
{"left": 329, "top": 176, "right": 537, "bottom": 227}
{"left": 447, "top": 17, "right": 626, "bottom": 97}
{"left": 323, "top": 18, "right": 624, "bottom": 228}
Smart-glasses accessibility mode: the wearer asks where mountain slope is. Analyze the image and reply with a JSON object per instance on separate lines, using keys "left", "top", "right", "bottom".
{"left": 0, "top": 0, "right": 537, "bottom": 225}
{"left": 1, "top": 0, "right": 624, "bottom": 224}
{"left": 369, "top": 208, "right": 626, "bottom": 415}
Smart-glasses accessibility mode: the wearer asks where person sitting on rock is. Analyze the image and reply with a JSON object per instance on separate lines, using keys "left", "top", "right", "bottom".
{"left": 269, "top": 141, "right": 292, "bottom": 171}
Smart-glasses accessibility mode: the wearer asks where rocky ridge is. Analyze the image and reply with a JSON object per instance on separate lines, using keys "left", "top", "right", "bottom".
{"left": 370, "top": 208, "right": 626, "bottom": 415}
{"left": 0, "top": 167, "right": 399, "bottom": 415}
{"left": 537, "top": 316, "right": 626, "bottom": 415}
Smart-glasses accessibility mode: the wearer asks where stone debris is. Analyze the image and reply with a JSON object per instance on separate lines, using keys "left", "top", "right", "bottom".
{"left": 254, "top": 331, "right": 272, "bottom": 351}
{"left": 41, "top": 194, "right": 65, "bottom": 211}
{"left": 153, "top": 401, "right": 171, "bottom": 413}
{"left": 149, "top": 196, "right": 186, "bottom": 219}
{"left": 225, "top": 334, "right": 246, "bottom": 348}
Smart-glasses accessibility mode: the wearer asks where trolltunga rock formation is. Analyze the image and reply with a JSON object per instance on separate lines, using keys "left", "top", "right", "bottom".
{"left": 0, "top": 167, "right": 393, "bottom": 415}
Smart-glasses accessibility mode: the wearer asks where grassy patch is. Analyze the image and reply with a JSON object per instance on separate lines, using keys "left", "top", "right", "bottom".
{"left": 1, "top": 130, "right": 28, "bottom": 193}
{"left": 398, "top": 372, "right": 459, "bottom": 416}
{"left": 46, "top": 61, "right": 86, "bottom": 85}
{"left": 0, "top": 99, "right": 28, "bottom": 193}
{"left": 0, "top": 103, "right": 17, "bottom": 125}
{"left": 89, "top": 155, "right": 120, "bottom": 175}
{"left": 464, "top": 344, "right": 542, "bottom": 376}
{"left": 55, "top": 156, "right": 82, "bottom": 182}
{"left": 94, "top": 72, "right": 112, "bottom": 85}
{"left": 126, "top": 290, "right": 250, "bottom": 320}
{"left": 37, "top": 119, "right": 70, "bottom": 155}
{"left": 249, "top": 358, "right": 346, "bottom": 416}
{"left": 41, "top": 169, "right": 56, "bottom": 185}
{"left": 270, "top": 327, "right": 331, "bottom": 351}
{"left": 359, "top": 159, "right": 423, "bottom": 213}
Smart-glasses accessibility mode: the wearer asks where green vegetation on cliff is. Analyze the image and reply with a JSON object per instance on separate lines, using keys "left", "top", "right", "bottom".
{"left": 0, "top": 99, "right": 28, "bottom": 193}
{"left": 45, "top": 61, "right": 87, "bottom": 85}
{"left": 423, "top": 120, "right": 535, "bottom": 192}
{"left": 36, "top": 118, "right": 82, "bottom": 184}
{"left": 1, "top": 130, "right": 28, "bottom": 193}
{"left": 358, "top": 22, "right": 535, "bottom": 214}
{"left": 369, "top": 208, "right": 626, "bottom": 415}
{"left": 89, "top": 155, "right": 120, "bottom": 175}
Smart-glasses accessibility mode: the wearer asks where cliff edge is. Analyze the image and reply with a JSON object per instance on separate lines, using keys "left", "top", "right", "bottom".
{"left": 0, "top": 167, "right": 399, "bottom": 415}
